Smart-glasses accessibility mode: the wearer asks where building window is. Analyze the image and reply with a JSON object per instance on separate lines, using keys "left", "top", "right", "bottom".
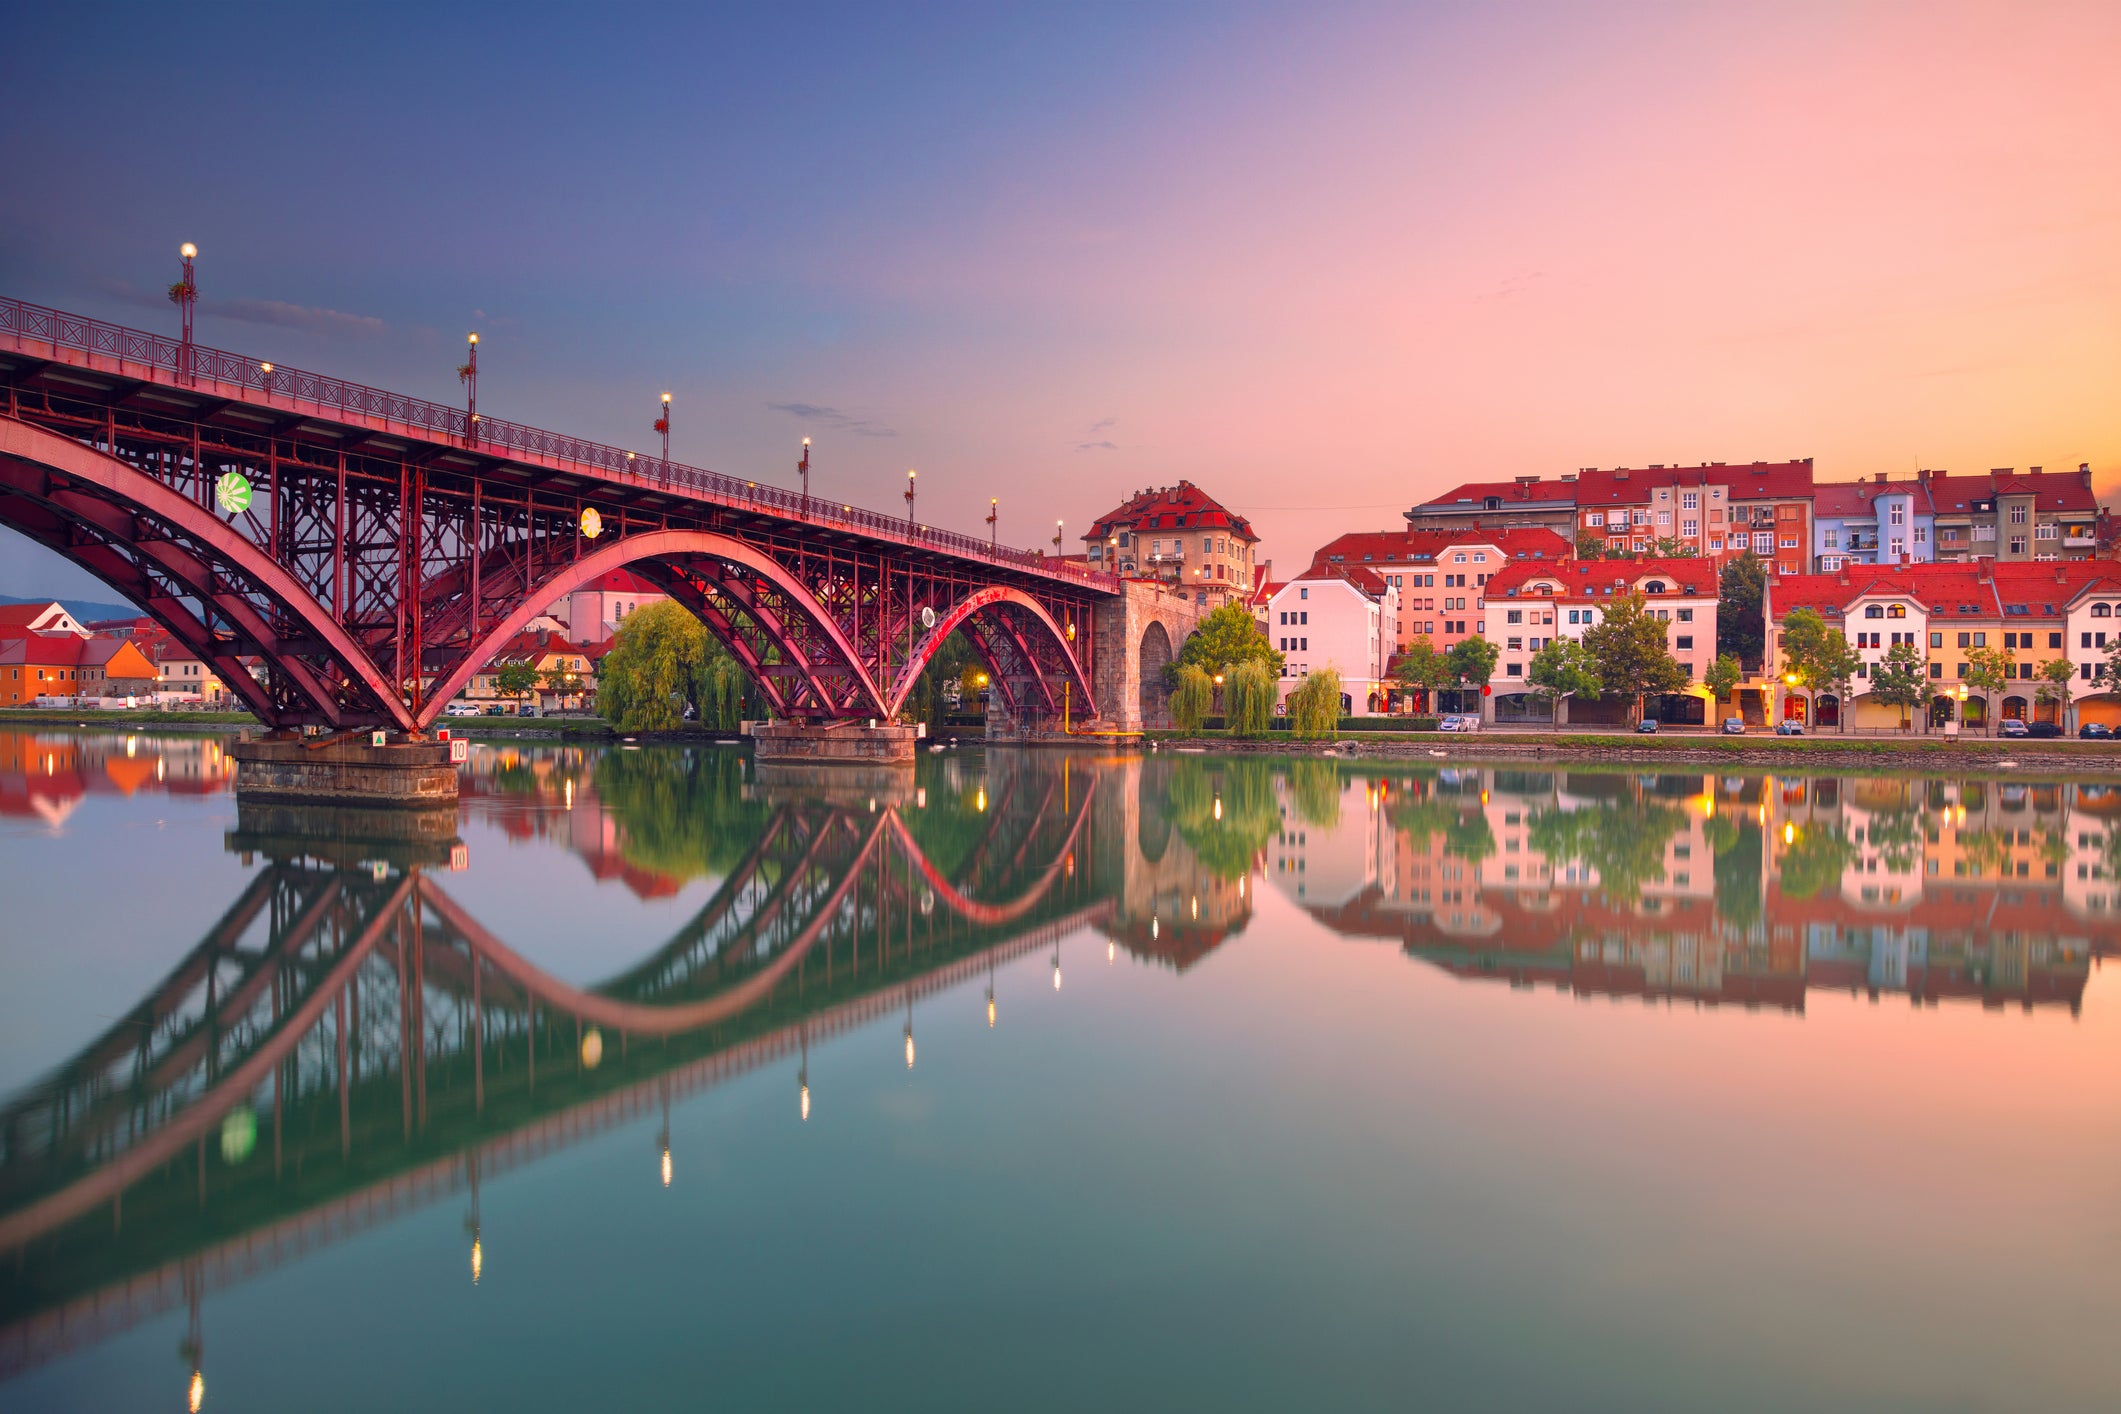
{"left": 1682, "top": 519, "right": 1698, "bottom": 537}
{"left": 1682, "top": 492, "right": 1699, "bottom": 510}
{"left": 2009, "top": 504, "right": 2028, "bottom": 524}
{"left": 1586, "top": 512, "right": 1605, "bottom": 527}
{"left": 1889, "top": 505, "right": 1905, "bottom": 525}
{"left": 1676, "top": 636, "right": 1693, "bottom": 650}
{"left": 2009, "top": 537, "right": 2027, "bottom": 555}
{"left": 1930, "top": 631, "right": 1943, "bottom": 647}
{"left": 2036, "top": 523, "right": 2058, "bottom": 540}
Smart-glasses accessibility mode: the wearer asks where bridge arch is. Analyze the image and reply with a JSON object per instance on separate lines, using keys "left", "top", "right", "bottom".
{"left": 889, "top": 584, "right": 1097, "bottom": 720}
{"left": 1138, "top": 621, "right": 1174, "bottom": 726}
{"left": 421, "top": 528, "right": 889, "bottom": 728}
{"left": 0, "top": 417, "right": 411, "bottom": 729}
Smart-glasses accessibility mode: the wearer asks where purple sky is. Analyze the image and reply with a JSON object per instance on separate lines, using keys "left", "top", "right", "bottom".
{"left": 3, "top": 1, "right": 2117, "bottom": 601}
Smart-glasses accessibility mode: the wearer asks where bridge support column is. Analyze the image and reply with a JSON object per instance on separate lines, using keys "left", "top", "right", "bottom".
{"left": 752, "top": 721, "right": 919, "bottom": 765}
{"left": 231, "top": 738, "right": 460, "bottom": 807}
{"left": 1093, "top": 581, "right": 1203, "bottom": 733}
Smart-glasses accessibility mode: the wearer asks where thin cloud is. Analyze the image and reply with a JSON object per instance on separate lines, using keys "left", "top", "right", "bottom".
{"left": 766, "top": 400, "right": 897, "bottom": 438}
{"left": 1076, "top": 417, "right": 1119, "bottom": 451}
{"left": 91, "top": 277, "right": 384, "bottom": 337}
{"left": 1076, "top": 439, "right": 1118, "bottom": 453}
{"left": 212, "top": 298, "right": 385, "bottom": 337}
{"left": 1088, "top": 417, "right": 1118, "bottom": 435}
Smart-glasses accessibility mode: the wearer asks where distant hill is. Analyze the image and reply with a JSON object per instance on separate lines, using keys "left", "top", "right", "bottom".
{"left": 0, "top": 592, "right": 142, "bottom": 625}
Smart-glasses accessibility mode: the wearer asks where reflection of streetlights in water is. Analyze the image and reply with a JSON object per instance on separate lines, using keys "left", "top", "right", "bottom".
{"left": 1052, "top": 943, "right": 1063, "bottom": 992}
{"left": 658, "top": 1079, "right": 672, "bottom": 1188}
{"left": 465, "top": 1152, "right": 483, "bottom": 1285}
{"left": 904, "top": 994, "right": 916, "bottom": 1069}
{"left": 799, "top": 1028, "right": 811, "bottom": 1120}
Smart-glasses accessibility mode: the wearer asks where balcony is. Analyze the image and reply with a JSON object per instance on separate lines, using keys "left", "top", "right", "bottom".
{"left": 2066, "top": 534, "right": 2097, "bottom": 549}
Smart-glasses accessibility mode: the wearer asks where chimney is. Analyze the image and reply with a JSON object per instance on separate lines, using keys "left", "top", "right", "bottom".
{"left": 1837, "top": 569, "right": 1850, "bottom": 586}
{"left": 2056, "top": 564, "right": 2067, "bottom": 585}
{"left": 1875, "top": 472, "right": 1886, "bottom": 484}
{"left": 2083, "top": 463, "right": 2094, "bottom": 487}
{"left": 2029, "top": 466, "right": 2042, "bottom": 475}
{"left": 1917, "top": 468, "right": 1931, "bottom": 485}
{"left": 1615, "top": 469, "right": 1630, "bottom": 480}
{"left": 1977, "top": 559, "right": 1993, "bottom": 583}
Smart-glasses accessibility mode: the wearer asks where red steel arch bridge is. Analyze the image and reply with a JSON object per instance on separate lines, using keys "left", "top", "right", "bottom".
{"left": 0, "top": 296, "right": 1115, "bottom": 733}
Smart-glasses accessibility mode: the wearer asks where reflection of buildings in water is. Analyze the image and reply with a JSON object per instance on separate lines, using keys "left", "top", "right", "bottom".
{"left": 1293, "top": 766, "right": 2108, "bottom": 1015}
{"left": 1107, "top": 757, "right": 1253, "bottom": 971}
{"left": 0, "top": 767, "right": 1106, "bottom": 1384}
{"left": 0, "top": 731, "right": 234, "bottom": 828}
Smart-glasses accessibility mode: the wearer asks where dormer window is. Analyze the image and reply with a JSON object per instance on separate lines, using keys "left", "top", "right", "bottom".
{"left": 1644, "top": 580, "right": 1666, "bottom": 593}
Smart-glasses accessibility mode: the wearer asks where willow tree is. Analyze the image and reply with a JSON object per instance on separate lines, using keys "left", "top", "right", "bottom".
{"left": 1169, "top": 663, "right": 1214, "bottom": 733}
{"left": 1287, "top": 666, "right": 1342, "bottom": 740}
{"left": 1224, "top": 657, "right": 1275, "bottom": 737}
{"left": 598, "top": 600, "right": 752, "bottom": 732}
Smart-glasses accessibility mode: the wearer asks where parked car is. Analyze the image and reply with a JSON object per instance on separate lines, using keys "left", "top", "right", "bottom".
{"left": 1634, "top": 719, "right": 1660, "bottom": 734}
{"left": 1775, "top": 720, "right": 1805, "bottom": 735}
{"left": 1721, "top": 718, "right": 1746, "bottom": 735}
{"left": 444, "top": 702, "right": 481, "bottom": 718}
{"left": 2080, "top": 723, "right": 2114, "bottom": 739}
{"left": 1998, "top": 719, "right": 2031, "bottom": 738}
{"left": 1437, "top": 714, "right": 1481, "bottom": 733}
{"left": 2026, "top": 722, "right": 2063, "bottom": 738}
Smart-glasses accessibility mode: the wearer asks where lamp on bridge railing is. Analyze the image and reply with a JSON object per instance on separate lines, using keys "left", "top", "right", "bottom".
{"left": 905, "top": 468, "right": 918, "bottom": 525}
{"left": 171, "top": 243, "right": 198, "bottom": 385}
{"left": 988, "top": 496, "right": 999, "bottom": 550}
{"left": 799, "top": 438, "right": 812, "bottom": 515}
{"left": 1054, "top": 519, "right": 1065, "bottom": 556}
{"left": 656, "top": 392, "right": 672, "bottom": 477}
{"left": 459, "top": 333, "right": 479, "bottom": 443}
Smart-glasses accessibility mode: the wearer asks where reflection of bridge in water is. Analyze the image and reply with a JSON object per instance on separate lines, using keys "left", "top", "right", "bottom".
{"left": 0, "top": 764, "right": 1109, "bottom": 1381}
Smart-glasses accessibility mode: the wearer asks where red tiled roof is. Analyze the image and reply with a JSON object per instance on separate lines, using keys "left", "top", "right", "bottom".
{"left": 576, "top": 568, "right": 659, "bottom": 595}
{"left": 1309, "top": 525, "right": 1571, "bottom": 566}
{"left": 1414, "top": 478, "right": 1579, "bottom": 510}
{"left": 1293, "top": 560, "right": 1389, "bottom": 597}
{"left": 1813, "top": 479, "right": 1936, "bottom": 518}
{"left": 1484, "top": 555, "right": 1719, "bottom": 600}
{"left": 0, "top": 633, "right": 95, "bottom": 668}
{"left": 1773, "top": 560, "right": 2117, "bottom": 622}
{"left": 1926, "top": 467, "right": 2097, "bottom": 515}
{"left": 1085, "top": 480, "right": 1256, "bottom": 540}
{"left": 1573, "top": 461, "right": 1814, "bottom": 508}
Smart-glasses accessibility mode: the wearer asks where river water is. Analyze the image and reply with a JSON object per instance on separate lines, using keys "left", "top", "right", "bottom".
{"left": 1, "top": 727, "right": 2118, "bottom": 1412}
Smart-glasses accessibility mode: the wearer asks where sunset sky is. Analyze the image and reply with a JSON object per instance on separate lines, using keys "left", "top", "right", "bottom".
{"left": 2, "top": 1, "right": 2117, "bottom": 597}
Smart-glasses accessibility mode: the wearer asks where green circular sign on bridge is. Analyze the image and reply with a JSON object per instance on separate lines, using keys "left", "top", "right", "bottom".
{"left": 215, "top": 470, "right": 253, "bottom": 516}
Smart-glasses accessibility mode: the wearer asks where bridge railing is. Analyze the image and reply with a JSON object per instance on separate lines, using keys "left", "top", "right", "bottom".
{"left": 0, "top": 295, "right": 1118, "bottom": 592}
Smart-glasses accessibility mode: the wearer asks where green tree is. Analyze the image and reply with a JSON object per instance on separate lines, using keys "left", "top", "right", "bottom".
{"left": 1580, "top": 593, "right": 1687, "bottom": 724}
{"left": 1573, "top": 531, "right": 1607, "bottom": 561}
{"left": 1779, "top": 607, "right": 1860, "bottom": 730}
{"left": 1179, "top": 602, "right": 1286, "bottom": 678}
{"left": 1287, "top": 667, "right": 1343, "bottom": 740}
{"left": 2100, "top": 636, "right": 2121, "bottom": 693}
{"left": 1393, "top": 635, "right": 1454, "bottom": 710}
{"left": 1526, "top": 638, "right": 1602, "bottom": 722}
{"left": 1161, "top": 758, "right": 1279, "bottom": 879}
{"left": 1287, "top": 759, "right": 1343, "bottom": 827}
{"left": 1962, "top": 644, "right": 2015, "bottom": 736}
{"left": 1445, "top": 635, "right": 1500, "bottom": 694}
{"left": 701, "top": 654, "right": 748, "bottom": 731}
{"left": 1169, "top": 663, "right": 1214, "bottom": 733}
{"left": 1866, "top": 641, "right": 1931, "bottom": 731}
{"left": 2034, "top": 657, "right": 2076, "bottom": 726}
{"left": 1224, "top": 657, "right": 1275, "bottom": 737}
{"left": 1718, "top": 551, "right": 1767, "bottom": 666}
{"left": 598, "top": 600, "right": 710, "bottom": 731}
{"left": 1704, "top": 653, "right": 1743, "bottom": 707}
{"left": 1650, "top": 536, "right": 1698, "bottom": 558}
{"left": 494, "top": 662, "right": 540, "bottom": 706}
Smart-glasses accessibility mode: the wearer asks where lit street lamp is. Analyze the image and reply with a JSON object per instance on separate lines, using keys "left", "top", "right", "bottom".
{"left": 799, "top": 438, "right": 811, "bottom": 517}
{"left": 656, "top": 392, "right": 672, "bottom": 481}
{"left": 171, "top": 243, "right": 198, "bottom": 385}
{"left": 905, "top": 469, "right": 917, "bottom": 526}
{"left": 987, "top": 496, "right": 998, "bottom": 550}
{"left": 459, "top": 333, "right": 479, "bottom": 445}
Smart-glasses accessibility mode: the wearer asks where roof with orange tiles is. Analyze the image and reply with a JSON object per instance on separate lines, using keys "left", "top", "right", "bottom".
{"left": 1771, "top": 559, "right": 2120, "bottom": 622}
{"left": 1484, "top": 555, "right": 1720, "bottom": 600}
{"left": 1085, "top": 480, "right": 1256, "bottom": 541}
{"left": 1309, "top": 525, "right": 1571, "bottom": 567}
{"left": 0, "top": 632, "right": 150, "bottom": 669}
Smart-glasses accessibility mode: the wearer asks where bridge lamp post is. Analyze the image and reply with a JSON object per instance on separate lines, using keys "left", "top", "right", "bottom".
{"left": 459, "top": 333, "right": 479, "bottom": 444}
{"left": 172, "top": 243, "right": 198, "bottom": 385}
{"left": 656, "top": 393, "right": 672, "bottom": 482}
{"left": 905, "top": 469, "right": 917, "bottom": 526}
{"left": 799, "top": 438, "right": 811, "bottom": 517}
{"left": 1054, "top": 520, "right": 1064, "bottom": 557}
{"left": 987, "top": 497, "right": 998, "bottom": 550}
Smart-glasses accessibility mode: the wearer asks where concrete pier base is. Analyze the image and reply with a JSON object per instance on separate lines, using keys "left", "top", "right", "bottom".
{"left": 751, "top": 721, "right": 919, "bottom": 765}
{"left": 231, "top": 738, "right": 460, "bottom": 807}
{"left": 226, "top": 801, "right": 463, "bottom": 871}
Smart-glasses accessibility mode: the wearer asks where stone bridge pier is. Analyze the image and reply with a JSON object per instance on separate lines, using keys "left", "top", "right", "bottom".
{"left": 1087, "top": 581, "right": 1204, "bottom": 732}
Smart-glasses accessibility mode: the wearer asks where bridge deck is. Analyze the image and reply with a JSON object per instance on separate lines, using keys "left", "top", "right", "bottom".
{"left": 0, "top": 294, "right": 1118, "bottom": 595}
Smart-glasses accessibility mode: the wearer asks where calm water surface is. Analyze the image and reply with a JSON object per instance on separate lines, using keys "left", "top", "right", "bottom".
{"left": 2, "top": 728, "right": 2119, "bottom": 1412}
